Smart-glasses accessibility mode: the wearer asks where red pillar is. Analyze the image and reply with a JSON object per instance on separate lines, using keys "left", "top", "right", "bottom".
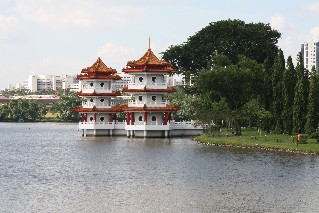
{"left": 114, "top": 113, "right": 117, "bottom": 121}
{"left": 131, "top": 112, "right": 135, "bottom": 125}
{"left": 109, "top": 113, "right": 113, "bottom": 122}
{"left": 164, "top": 112, "right": 168, "bottom": 125}
{"left": 81, "top": 113, "right": 84, "bottom": 122}
{"left": 85, "top": 113, "right": 88, "bottom": 122}
{"left": 94, "top": 113, "right": 97, "bottom": 122}
{"left": 168, "top": 112, "right": 172, "bottom": 123}
{"left": 144, "top": 112, "right": 147, "bottom": 124}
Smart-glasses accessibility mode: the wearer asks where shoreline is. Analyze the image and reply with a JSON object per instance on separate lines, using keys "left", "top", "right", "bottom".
{"left": 195, "top": 135, "right": 319, "bottom": 155}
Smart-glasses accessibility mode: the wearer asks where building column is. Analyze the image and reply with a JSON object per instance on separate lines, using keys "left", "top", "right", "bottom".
{"left": 168, "top": 112, "right": 172, "bottom": 123}
{"left": 131, "top": 112, "right": 135, "bottom": 125}
{"left": 164, "top": 112, "right": 168, "bottom": 125}
{"left": 109, "top": 113, "right": 113, "bottom": 122}
{"left": 94, "top": 113, "right": 97, "bottom": 122}
{"left": 81, "top": 113, "right": 84, "bottom": 122}
{"left": 144, "top": 112, "right": 147, "bottom": 124}
{"left": 85, "top": 113, "right": 88, "bottom": 122}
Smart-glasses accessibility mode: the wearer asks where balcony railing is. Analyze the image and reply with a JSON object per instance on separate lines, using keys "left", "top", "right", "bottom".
{"left": 82, "top": 102, "right": 114, "bottom": 108}
{"left": 128, "top": 100, "right": 170, "bottom": 107}
{"left": 128, "top": 82, "right": 167, "bottom": 90}
{"left": 79, "top": 121, "right": 125, "bottom": 129}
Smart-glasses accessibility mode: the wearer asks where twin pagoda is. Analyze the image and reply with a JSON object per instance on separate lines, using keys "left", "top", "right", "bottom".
{"left": 74, "top": 46, "right": 202, "bottom": 137}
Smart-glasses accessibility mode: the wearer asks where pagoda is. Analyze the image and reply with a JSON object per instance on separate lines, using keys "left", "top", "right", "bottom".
{"left": 74, "top": 57, "right": 124, "bottom": 136}
{"left": 122, "top": 46, "right": 179, "bottom": 137}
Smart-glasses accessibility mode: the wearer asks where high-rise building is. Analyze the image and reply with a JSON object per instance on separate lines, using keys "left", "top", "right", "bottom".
{"left": 301, "top": 39, "right": 319, "bottom": 72}
{"left": 27, "top": 74, "right": 79, "bottom": 92}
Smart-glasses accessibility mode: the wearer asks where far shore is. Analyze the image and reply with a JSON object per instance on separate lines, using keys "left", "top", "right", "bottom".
{"left": 195, "top": 129, "right": 319, "bottom": 155}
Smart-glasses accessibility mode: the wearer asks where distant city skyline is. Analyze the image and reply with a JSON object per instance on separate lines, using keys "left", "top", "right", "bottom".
{"left": 1, "top": 0, "right": 319, "bottom": 89}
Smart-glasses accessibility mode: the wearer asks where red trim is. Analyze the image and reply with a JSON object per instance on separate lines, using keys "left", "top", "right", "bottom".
{"left": 144, "top": 112, "right": 147, "bottom": 123}
{"left": 109, "top": 113, "right": 113, "bottom": 122}
{"left": 131, "top": 112, "right": 135, "bottom": 125}
{"left": 81, "top": 113, "right": 84, "bottom": 122}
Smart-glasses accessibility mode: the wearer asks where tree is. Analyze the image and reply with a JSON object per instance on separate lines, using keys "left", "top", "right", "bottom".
{"left": 282, "top": 56, "right": 296, "bottom": 134}
{"left": 305, "top": 66, "right": 319, "bottom": 133}
{"left": 162, "top": 19, "right": 281, "bottom": 81}
{"left": 193, "top": 54, "right": 264, "bottom": 135}
{"left": 271, "top": 49, "right": 285, "bottom": 133}
{"left": 0, "top": 99, "right": 46, "bottom": 121}
{"left": 293, "top": 52, "right": 307, "bottom": 133}
{"left": 51, "top": 95, "right": 82, "bottom": 121}
{"left": 167, "top": 86, "right": 196, "bottom": 121}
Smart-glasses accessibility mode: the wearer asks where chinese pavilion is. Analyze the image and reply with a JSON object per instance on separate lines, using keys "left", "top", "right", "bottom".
{"left": 74, "top": 57, "right": 125, "bottom": 136}
{"left": 121, "top": 47, "right": 179, "bottom": 137}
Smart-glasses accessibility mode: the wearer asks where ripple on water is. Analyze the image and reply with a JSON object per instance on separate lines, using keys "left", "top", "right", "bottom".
{"left": 1, "top": 123, "right": 319, "bottom": 212}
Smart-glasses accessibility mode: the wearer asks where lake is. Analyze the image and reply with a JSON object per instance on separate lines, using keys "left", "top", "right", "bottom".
{"left": 1, "top": 122, "right": 319, "bottom": 212}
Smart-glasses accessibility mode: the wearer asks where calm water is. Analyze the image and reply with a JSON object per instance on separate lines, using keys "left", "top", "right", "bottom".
{"left": 1, "top": 123, "right": 319, "bottom": 212}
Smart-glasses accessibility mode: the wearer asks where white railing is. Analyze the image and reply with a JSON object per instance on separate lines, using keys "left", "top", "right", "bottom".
{"left": 125, "top": 123, "right": 171, "bottom": 131}
{"left": 128, "top": 82, "right": 167, "bottom": 90}
{"left": 79, "top": 121, "right": 203, "bottom": 130}
{"left": 170, "top": 121, "right": 203, "bottom": 129}
{"left": 79, "top": 121, "right": 125, "bottom": 130}
{"left": 128, "top": 100, "right": 169, "bottom": 107}
{"left": 82, "top": 102, "right": 114, "bottom": 108}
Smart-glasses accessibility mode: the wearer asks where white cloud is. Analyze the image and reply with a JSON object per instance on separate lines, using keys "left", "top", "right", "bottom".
{"left": 270, "top": 14, "right": 285, "bottom": 31}
{"left": 310, "top": 27, "right": 319, "bottom": 39}
{"left": 15, "top": 0, "right": 144, "bottom": 28}
{"left": 98, "top": 42, "right": 139, "bottom": 71}
{"left": 305, "top": 3, "right": 319, "bottom": 12}
{"left": 270, "top": 14, "right": 296, "bottom": 32}
{"left": 0, "top": 14, "right": 27, "bottom": 51}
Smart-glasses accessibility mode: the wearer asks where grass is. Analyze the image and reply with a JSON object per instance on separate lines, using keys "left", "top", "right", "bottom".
{"left": 195, "top": 128, "right": 319, "bottom": 154}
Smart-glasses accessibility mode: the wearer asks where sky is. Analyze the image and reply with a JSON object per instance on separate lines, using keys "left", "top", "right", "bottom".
{"left": 1, "top": 0, "right": 319, "bottom": 89}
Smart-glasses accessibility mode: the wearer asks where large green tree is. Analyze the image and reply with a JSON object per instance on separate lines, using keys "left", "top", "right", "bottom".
{"left": 271, "top": 49, "right": 285, "bottom": 133}
{"left": 162, "top": 19, "right": 281, "bottom": 81}
{"left": 282, "top": 56, "right": 296, "bottom": 134}
{"left": 51, "top": 95, "right": 82, "bottom": 121}
{"left": 0, "top": 99, "right": 46, "bottom": 121}
{"left": 193, "top": 54, "right": 264, "bottom": 135}
{"left": 293, "top": 52, "right": 307, "bottom": 133}
{"left": 305, "top": 66, "right": 319, "bottom": 133}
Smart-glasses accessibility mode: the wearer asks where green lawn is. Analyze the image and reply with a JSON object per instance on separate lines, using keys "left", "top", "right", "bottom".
{"left": 196, "top": 128, "right": 319, "bottom": 154}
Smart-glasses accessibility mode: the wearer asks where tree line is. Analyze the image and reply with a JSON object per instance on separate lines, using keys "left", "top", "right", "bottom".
{"left": 0, "top": 91, "right": 82, "bottom": 122}
{"left": 165, "top": 19, "right": 318, "bottom": 135}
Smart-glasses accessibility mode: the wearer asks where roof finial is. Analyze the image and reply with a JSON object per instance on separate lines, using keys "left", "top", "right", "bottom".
{"left": 148, "top": 36, "right": 151, "bottom": 50}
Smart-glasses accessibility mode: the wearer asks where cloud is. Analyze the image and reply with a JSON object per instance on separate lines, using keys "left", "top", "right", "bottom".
{"left": 98, "top": 42, "right": 139, "bottom": 70}
{"left": 15, "top": 0, "right": 144, "bottom": 28}
{"left": 310, "top": 27, "right": 319, "bottom": 38}
{"left": 0, "top": 14, "right": 27, "bottom": 51}
{"left": 270, "top": 14, "right": 285, "bottom": 31}
{"left": 269, "top": 14, "right": 296, "bottom": 37}
{"left": 305, "top": 3, "right": 319, "bottom": 12}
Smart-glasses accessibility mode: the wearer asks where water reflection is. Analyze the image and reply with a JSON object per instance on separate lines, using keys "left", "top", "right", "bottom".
{"left": 1, "top": 123, "right": 319, "bottom": 212}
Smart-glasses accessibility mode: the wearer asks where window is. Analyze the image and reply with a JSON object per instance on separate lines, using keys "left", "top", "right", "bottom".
{"left": 100, "top": 98, "right": 104, "bottom": 102}
{"left": 90, "top": 117, "right": 94, "bottom": 121}
{"left": 152, "top": 96, "right": 156, "bottom": 101}
{"left": 90, "top": 82, "right": 94, "bottom": 87}
{"left": 139, "top": 77, "right": 143, "bottom": 82}
{"left": 100, "top": 117, "right": 105, "bottom": 121}
{"left": 152, "top": 76, "right": 156, "bottom": 82}
{"left": 138, "top": 116, "right": 143, "bottom": 121}
{"left": 100, "top": 82, "right": 104, "bottom": 87}
{"left": 90, "top": 98, "right": 94, "bottom": 102}
{"left": 152, "top": 116, "right": 156, "bottom": 121}
{"left": 139, "top": 96, "right": 143, "bottom": 101}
